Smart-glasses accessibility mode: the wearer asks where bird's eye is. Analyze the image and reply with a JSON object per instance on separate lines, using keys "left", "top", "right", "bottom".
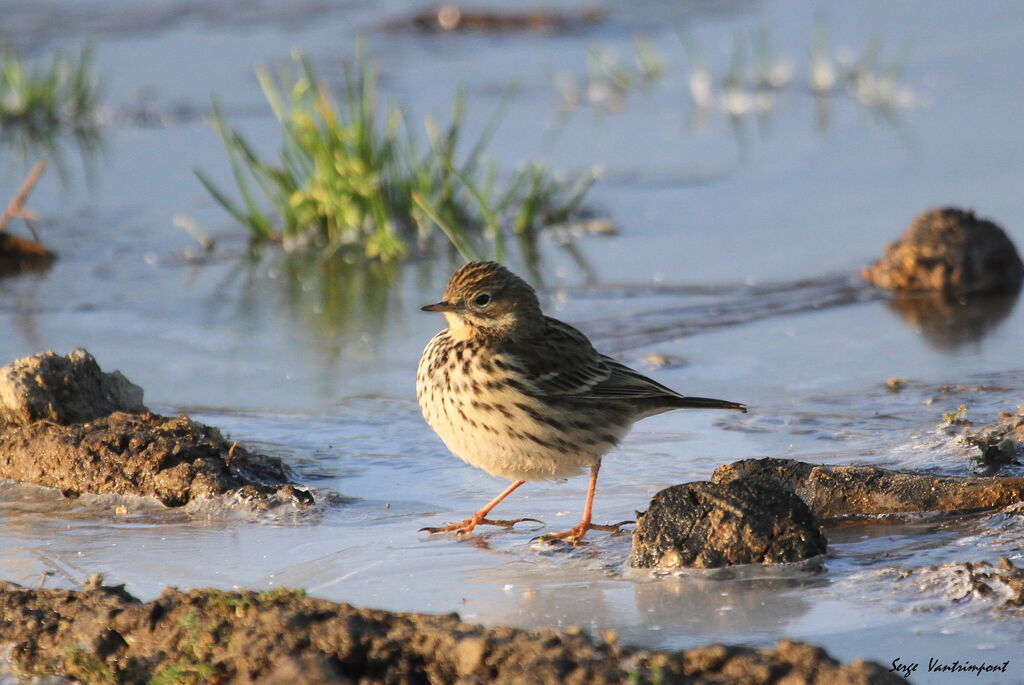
{"left": 473, "top": 293, "right": 492, "bottom": 306}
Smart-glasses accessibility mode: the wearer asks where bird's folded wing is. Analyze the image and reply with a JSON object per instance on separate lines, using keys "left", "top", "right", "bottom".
{"left": 504, "top": 318, "right": 682, "bottom": 401}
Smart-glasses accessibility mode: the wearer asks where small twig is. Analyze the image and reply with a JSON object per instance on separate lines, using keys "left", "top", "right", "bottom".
{"left": 0, "top": 159, "right": 46, "bottom": 232}
{"left": 173, "top": 212, "right": 216, "bottom": 252}
{"left": 24, "top": 217, "right": 41, "bottom": 244}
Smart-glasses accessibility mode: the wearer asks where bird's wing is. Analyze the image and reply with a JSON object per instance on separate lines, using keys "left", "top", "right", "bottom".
{"left": 504, "top": 317, "right": 681, "bottom": 400}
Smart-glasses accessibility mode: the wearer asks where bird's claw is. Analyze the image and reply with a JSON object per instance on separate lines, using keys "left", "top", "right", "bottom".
{"left": 589, "top": 519, "right": 635, "bottom": 533}
{"left": 531, "top": 519, "right": 635, "bottom": 546}
{"left": 419, "top": 516, "right": 542, "bottom": 537}
{"left": 474, "top": 517, "right": 543, "bottom": 530}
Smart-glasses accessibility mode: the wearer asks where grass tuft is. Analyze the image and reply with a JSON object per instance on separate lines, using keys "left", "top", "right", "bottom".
{"left": 198, "top": 47, "right": 596, "bottom": 263}
{"left": 941, "top": 404, "right": 969, "bottom": 425}
{"left": 0, "top": 44, "right": 101, "bottom": 133}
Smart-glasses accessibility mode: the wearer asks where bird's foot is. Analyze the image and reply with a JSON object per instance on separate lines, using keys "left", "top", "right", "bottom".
{"left": 532, "top": 519, "right": 634, "bottom": 546}
{"left": 419, "top": 516, "right": 542, "bottom": 537}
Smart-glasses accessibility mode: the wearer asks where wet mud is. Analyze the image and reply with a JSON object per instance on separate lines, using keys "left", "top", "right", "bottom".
{"left": 0, "top": 349, "right": 312, "bottom": 508}
{"left": 0, "top": 348, "right": 145, "bottom": 426}
{"left": 382, "top": 5, "right": 602, "bottom": 34}
{"left": 712, "top": 457, "right": 1024, "bottom": 519}
{"left": 0, "top": 232, "right": 54, "bottom": 277}
{"left": 895, "top": 556, "right": 1024, "bottom": 614}
{"left": 0, "top": 581, "right": 906, "bottom": 685}
{"left": 0, "top": 161, "right": 53, "bottom": 276}
{"left": 0, "top": 411, "right": 310, "bottom": 507}
{"left": 966, "top": 407, "right": 1024, "bottom": 467}
{"left": 631, "top": 479, "right": 826, "bottom": 569}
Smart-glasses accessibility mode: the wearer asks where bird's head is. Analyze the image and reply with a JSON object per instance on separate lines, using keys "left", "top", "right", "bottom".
{"left": 422, "top": 261, "right": 542, "bottom": 340}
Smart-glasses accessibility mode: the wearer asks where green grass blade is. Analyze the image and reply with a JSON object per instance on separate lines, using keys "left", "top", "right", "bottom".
{"left": 412, "top": 192, "right": 481, "bottom": 261}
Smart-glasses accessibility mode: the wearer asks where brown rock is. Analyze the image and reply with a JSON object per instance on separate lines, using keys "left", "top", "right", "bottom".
{"left": 712, "top": 458, "right": 1024, "bottom": 519}
{"left": 0, "top": 582, "right": 907, "bottom": 684}
{"left": 631, "top": 479, "right": 826, "bottom": 569}
{"left": 0, "top": 349, "right": 146, "bottom": 427}
{"left": 861, "top": 207, "right": 1023, "bottom": 296}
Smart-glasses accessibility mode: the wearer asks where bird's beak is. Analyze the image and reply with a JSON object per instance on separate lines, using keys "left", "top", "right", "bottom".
{"left": 421, "top": 301, "right": 457, "bottom": 313}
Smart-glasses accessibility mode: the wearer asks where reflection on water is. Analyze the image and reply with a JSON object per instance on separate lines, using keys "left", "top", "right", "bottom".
{"left": 885, "top": 291, "right": 1020, "bottom": 352}
{"left": 576, "top": 274, "right": 878, "bottom": 353}
{"left": 633, "top": 572, "right": 825, "bottom": 635}
{"left": 203, "top": 233, "right": 604, "bottom": 351}
{"left": 1, "top": 125, "right": 105, "bottom": 184}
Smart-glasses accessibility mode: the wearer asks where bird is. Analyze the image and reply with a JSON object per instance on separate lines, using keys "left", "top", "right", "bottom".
{"left": 416, "top": 261, "right": 747, "bottom": 544}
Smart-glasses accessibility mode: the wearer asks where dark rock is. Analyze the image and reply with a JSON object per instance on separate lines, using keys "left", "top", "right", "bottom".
{"left": 0, "top": 582, "right": 907, "bottom": 685}
{"left": 631, "top": 479, "right": 826, "bottom": 569}
{"left": 712, "top": 458, "right": 1024, "bottom": 519}
{"left": 0, "top": 232, "right": 55, "bottom": 276}
{"left": 0, "top": 349, "right": 145, "bottom": 427}
{"left": 861, "top": 207, "right": 1023, "bottom": 296}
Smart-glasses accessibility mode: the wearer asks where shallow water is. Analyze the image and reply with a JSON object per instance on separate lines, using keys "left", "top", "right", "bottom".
{"left": 2, "top": 0, "right": 1024, "bottom": 682}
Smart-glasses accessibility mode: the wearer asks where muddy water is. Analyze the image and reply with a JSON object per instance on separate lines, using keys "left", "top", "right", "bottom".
{"left": 2, "top": 0, "right": 1024, "bottom": 683}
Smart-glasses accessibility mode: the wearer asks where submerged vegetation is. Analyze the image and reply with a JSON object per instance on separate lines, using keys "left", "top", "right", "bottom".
{"left": 198, "top": 50, "right": 598, "bottom": 263}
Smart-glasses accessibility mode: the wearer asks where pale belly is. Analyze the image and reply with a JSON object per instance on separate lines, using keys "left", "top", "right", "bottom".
{"left": 416, "top": 334, "right": 629, "bottom": 481}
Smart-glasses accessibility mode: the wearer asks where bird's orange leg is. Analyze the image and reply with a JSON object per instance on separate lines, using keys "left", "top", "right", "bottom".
{"left": 419, "top": 480, "right": 540, "bottom": 536}
{"left": 533, "top": 462, "right": 633, "bottom": 545}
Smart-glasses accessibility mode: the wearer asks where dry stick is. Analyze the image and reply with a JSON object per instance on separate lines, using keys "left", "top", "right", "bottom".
{"left": 0, "top": 159, "right": 46, "bottom": 232}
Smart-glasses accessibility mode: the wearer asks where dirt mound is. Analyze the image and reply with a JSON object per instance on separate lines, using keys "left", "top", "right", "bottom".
{"left": 631, "top": 479, "right": 826, "bottom": 569}
{"left": 0, "top": 348, "right": 145, "bottom": 427}
{"left": 861, "top": 207, "right": 1023, "bottom": 296}
{"left": 712, "top": 457, "right": 1024, "bottom": 519}
{"left": 0, "top": 349, "right": 312, "bottom": 508}
{"left": 0, "top": 581, "right": 906, "bottom": 684}
{"left": 0, "top": 411, "right": 310, "bottom": 506}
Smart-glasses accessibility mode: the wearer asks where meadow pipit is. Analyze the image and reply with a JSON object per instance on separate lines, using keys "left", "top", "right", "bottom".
{"left": 416, "top": 261, "right": 747, "bottom": 544}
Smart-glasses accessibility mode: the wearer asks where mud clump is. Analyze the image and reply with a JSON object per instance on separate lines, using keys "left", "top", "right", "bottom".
{"left": 0, "top": 349, "right": 312, "bottom": 507}
{"left": 0, "top": 411, "right": 308, "bottom": 506}
{"left": 897, "top": 557, "right": 1024, "bottom": 613}
{"left": 0, "top": 581, "right": 906, "bottom": 684}
{"left": 0, "top": 348, "right": 145, "bottom": 426}
{"left": 0, "top": 232, "right": 54, "bottom": 276}
{"left": 964, "top": 408, "right": 1024, "bottom": 472}
{"left": 384, "top": 4, "right": 602, "bottom": 34}
{"left": 712, "top": 458, "right": 1024, "bottom": 519}
{"left": 0, "top": 160, "right": 54, "bottom": 276}
{"left": 861, "top": 207, "right": 1023, "bottom": 296}
{"left": 631, "top": 479, "right": 826, "bottom": 569}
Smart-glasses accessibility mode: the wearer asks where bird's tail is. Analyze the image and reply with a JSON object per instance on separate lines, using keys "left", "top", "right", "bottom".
{"left": 666, "top": 395, "right": 748, "bottom": 413}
